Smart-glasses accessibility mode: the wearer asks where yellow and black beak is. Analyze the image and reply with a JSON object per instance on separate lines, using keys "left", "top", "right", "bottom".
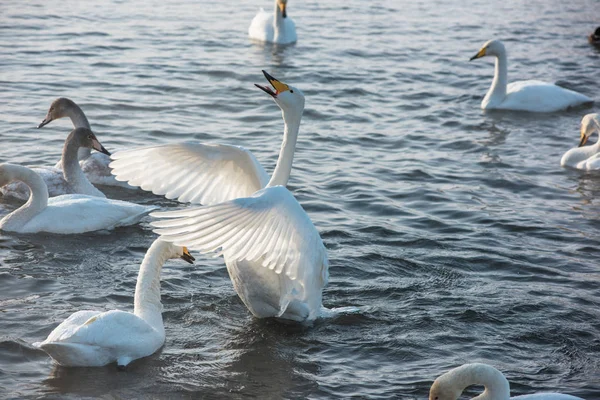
{"left": 469, "top": 47, "right": 486, "bottom": 61}
{"left": 180, "top": 247, "right": 195, "bottom": 264}
{"left": 254, "top": 70, "right": 290, "bottom": 98}
{"left": 579, "top": 132, "right": 589, "bottom": 147}
{"left": 278, "top": 0, "right": 287, "bottom": 18}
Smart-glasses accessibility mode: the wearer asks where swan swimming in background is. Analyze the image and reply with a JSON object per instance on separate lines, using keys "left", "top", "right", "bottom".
{"left": 38, "top": 98, "right": 134, "bottom": 189}
{"left": 33, "top": 239, "right": 195, "bottom": 368}
{"left": 0, "top": 128, "right": 108, "bottom": 201}
{"left": 249, "top": 0, "right": 297, "bottom": 44}
{"left": 561, "top": 113, "right": 600, "bottom": 170}
{"left": 110, "top": 71, "right": 328, "bottom": 322}
{"left": 0, "top": 163, "right": 157, "bottom": 234}
{"left": 469, "top": 40, "right": 593, "bottom": 112}
{"left": 430, "top": 363, "right": 584, "bottom": 400}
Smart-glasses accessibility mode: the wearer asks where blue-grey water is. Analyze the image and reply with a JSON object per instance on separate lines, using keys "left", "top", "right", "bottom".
{"left": 1, "top": 0, "right": 599, "bottom": 398}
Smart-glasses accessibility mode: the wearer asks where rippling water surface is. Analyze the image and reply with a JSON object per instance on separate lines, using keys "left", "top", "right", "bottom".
{"left": 1, "top": 0, "right": 600, "bottom": 398}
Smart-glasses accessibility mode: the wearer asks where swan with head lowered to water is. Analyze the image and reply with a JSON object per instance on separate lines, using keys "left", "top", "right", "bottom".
{"left": 430, "top": 363, "right": 584, "bottom": 400}
{"left": 469, "top": 39, "right": 592, "bottom": 112}
{"left": 560, "top": 113, "right": 600, "bottom": 170}
{"left": 33, "top": 239, "right": 195, "bottom": 368}
{"left": 110, "top": 71, "right": 329, "bottom": 322}
{"left": 249, "top": 0, "right": 297, "bottom": 44}
{"left": 38, "top": 97, "right": 134, "bottom": 189}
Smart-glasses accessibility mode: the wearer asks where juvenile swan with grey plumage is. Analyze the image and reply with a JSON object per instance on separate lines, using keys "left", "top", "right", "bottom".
{"left": 33, "top": 239, "right": 195, "bottom": 367}
{"left": 38, "top": 98, "right": 134, "bottom": 189}
{"left": 0, "top": 128, "right": 109, "bottom": 201}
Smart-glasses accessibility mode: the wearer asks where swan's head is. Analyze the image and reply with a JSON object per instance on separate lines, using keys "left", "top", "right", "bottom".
{"left": 470, "top": 39, "right": 506, "bottom": 61}
{"left": 70, "top": 127, "right": 111, "bottom": 156}
{"left": 578, "top": 113, "right": 600, "bottom": 147}
{"left": 277, "top": 0, "right": 288, "bottom": 18}
{"left": 428, "top": 373, "right": 462, "bottom": 400}
{"left": 38, "top": 97, "right": 78, "bottom": 128}
{"left": 153, "top": 239, "right": 195, "bottom": 264}
{"left": 255, "top": 70, "right": 305, "bottom": 115}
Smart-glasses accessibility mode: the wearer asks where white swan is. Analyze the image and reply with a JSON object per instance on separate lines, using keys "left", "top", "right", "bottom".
{"left": 0, "top": 128, "right": 108, "bottom": 201}
{"left": 38, "top": 98, "right": 133, "bottom": 189}
{"left": 0, "top": 163, "right": 157, "bottom": 234}
{"left": 561, "top": 113, "right": 600, "bottom": 170}
{"left": 430, "top": 363, "right": 584, "bottom": 400}
{"left": 33, "top": 239, "right": 195, "bottom": 367}
{"left": 249, "top": 0, "right": 297, "bottom": 44}
{"left": 110, "top": 71, "right": 328, "bottom": 322}
{"left": 469, "top": 40, "right": 593, "bottom": 112}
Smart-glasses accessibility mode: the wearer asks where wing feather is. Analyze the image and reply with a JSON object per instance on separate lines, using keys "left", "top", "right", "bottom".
{"left": 110, "top": 143, "right": 270, "bottom": 205}
{"left": 151, "top": 186, "right": 328, "bottom": 290}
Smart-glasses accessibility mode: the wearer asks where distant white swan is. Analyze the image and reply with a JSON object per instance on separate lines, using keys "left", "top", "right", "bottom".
{"left": 249, "top": 0, "right": 297, "bottom": 44}
{"left": 0, "top": 163, "right": 157, "bottom": 234}
{"left": 33, "top": 239, "right": 194, "bottom": 367}
{"left": 38, "top": 98, "right": 133, "bottom": 189}
{"left": 470, "top": 40, "right": 593, "bottom": 112}
{"left": 1, "top": 128, "right": 108, "bottom": 201}
{"left": 110, "top": 71, "right": 328, "bottom": 322}
{"left": 430, "top": 363, "right": 584, "bottom": 400}
{"left": 561, "top": 113, "right": 600, "bottom": 170}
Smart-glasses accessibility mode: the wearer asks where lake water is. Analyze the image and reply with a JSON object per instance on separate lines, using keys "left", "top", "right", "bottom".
{"left": 1, "top": 0, "right": 599, "bottom": 398}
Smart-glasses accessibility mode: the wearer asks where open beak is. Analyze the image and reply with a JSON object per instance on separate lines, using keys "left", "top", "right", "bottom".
{"left": 38, "top": 116, "right": 52, "bottom": 129}
{"left": 279, "top": 2, "right": 287, "bottom": 18}
{"left": 254, "top": 70, "right": 290, "bottom": 98}
{"left": 469, "top": 48, "right": 486, "bottom": 61}
{"left": 91, "top": 137, "right": 111, "bottom": 156}
{"left": 180, "top": 247, "right": 195, "bottom": 264}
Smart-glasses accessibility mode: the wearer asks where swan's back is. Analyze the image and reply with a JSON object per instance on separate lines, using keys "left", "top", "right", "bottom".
{"left": 0, "top": 167, "right": 70, "bottom": 201}
{"left": 249, "top": 8, "right": 275, "bottom": 42}
{"left": 512, "top": 393, "right": 584, "bottom": 399}
{"left": 19, "top": 194, "right": 157, "bottom": 234}
{"left": 35, "top": 310, "right": 163, "bottom": 367}
{"left": 501, "top": 80, "right": 592, "bottom": 112}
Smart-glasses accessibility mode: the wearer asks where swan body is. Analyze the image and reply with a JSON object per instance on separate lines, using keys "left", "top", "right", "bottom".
{"left": 1, "top": 128, "right": 108, "bottom": 201}
{"left": 249, "top": 0, "right": 297, "bottom": 44}
{"left": 38, "top": 98, "right": 134, "bottom": 189}
{"left": 0, "top": 164, "right": 157, "bottom": 234}
{"left": 430, "top": 363, "right": 584, "bottom": 400}
{"left": 111, "top": 71, "right": 328, "bottom": 322}
{"left": 33, "top": 239, "right": 194, "bottom": 367}
{"left": 470, "top": 40, "right": 593, "bottom": 112}
{"left": 561, "top": 114, "right": 600, "bottom": 170}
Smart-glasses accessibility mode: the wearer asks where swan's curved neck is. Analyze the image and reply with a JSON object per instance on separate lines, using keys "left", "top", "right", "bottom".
{"left": 273, "top": 0, "right": 285, "bottom": 29}
{"left": 65, "top": 103, "right": 92, "bottom": 160}
{"left": 133, "top": 241, "right": 170, "bottom": 333}
{"left": 0, "top": 166, "right": 48, "bottom": 231}
{"left": 62, "top": 134, "right": 102, "bottom": 196}
{"left": 483, "top": 51, "right": 508, "bottom": 109}
{"left": 267, "top": 109, "right": 302, "bottom": 187}
{"left": 446, "top": 364, "right": 511, "bottom": 400}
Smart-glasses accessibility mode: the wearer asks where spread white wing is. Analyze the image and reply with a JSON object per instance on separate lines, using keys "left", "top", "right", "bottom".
{"left": 151, "top": 185, "right": 329, "bottom": 292}
{"left": 109, "top": 143, "right": 270, "bottom": 206}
